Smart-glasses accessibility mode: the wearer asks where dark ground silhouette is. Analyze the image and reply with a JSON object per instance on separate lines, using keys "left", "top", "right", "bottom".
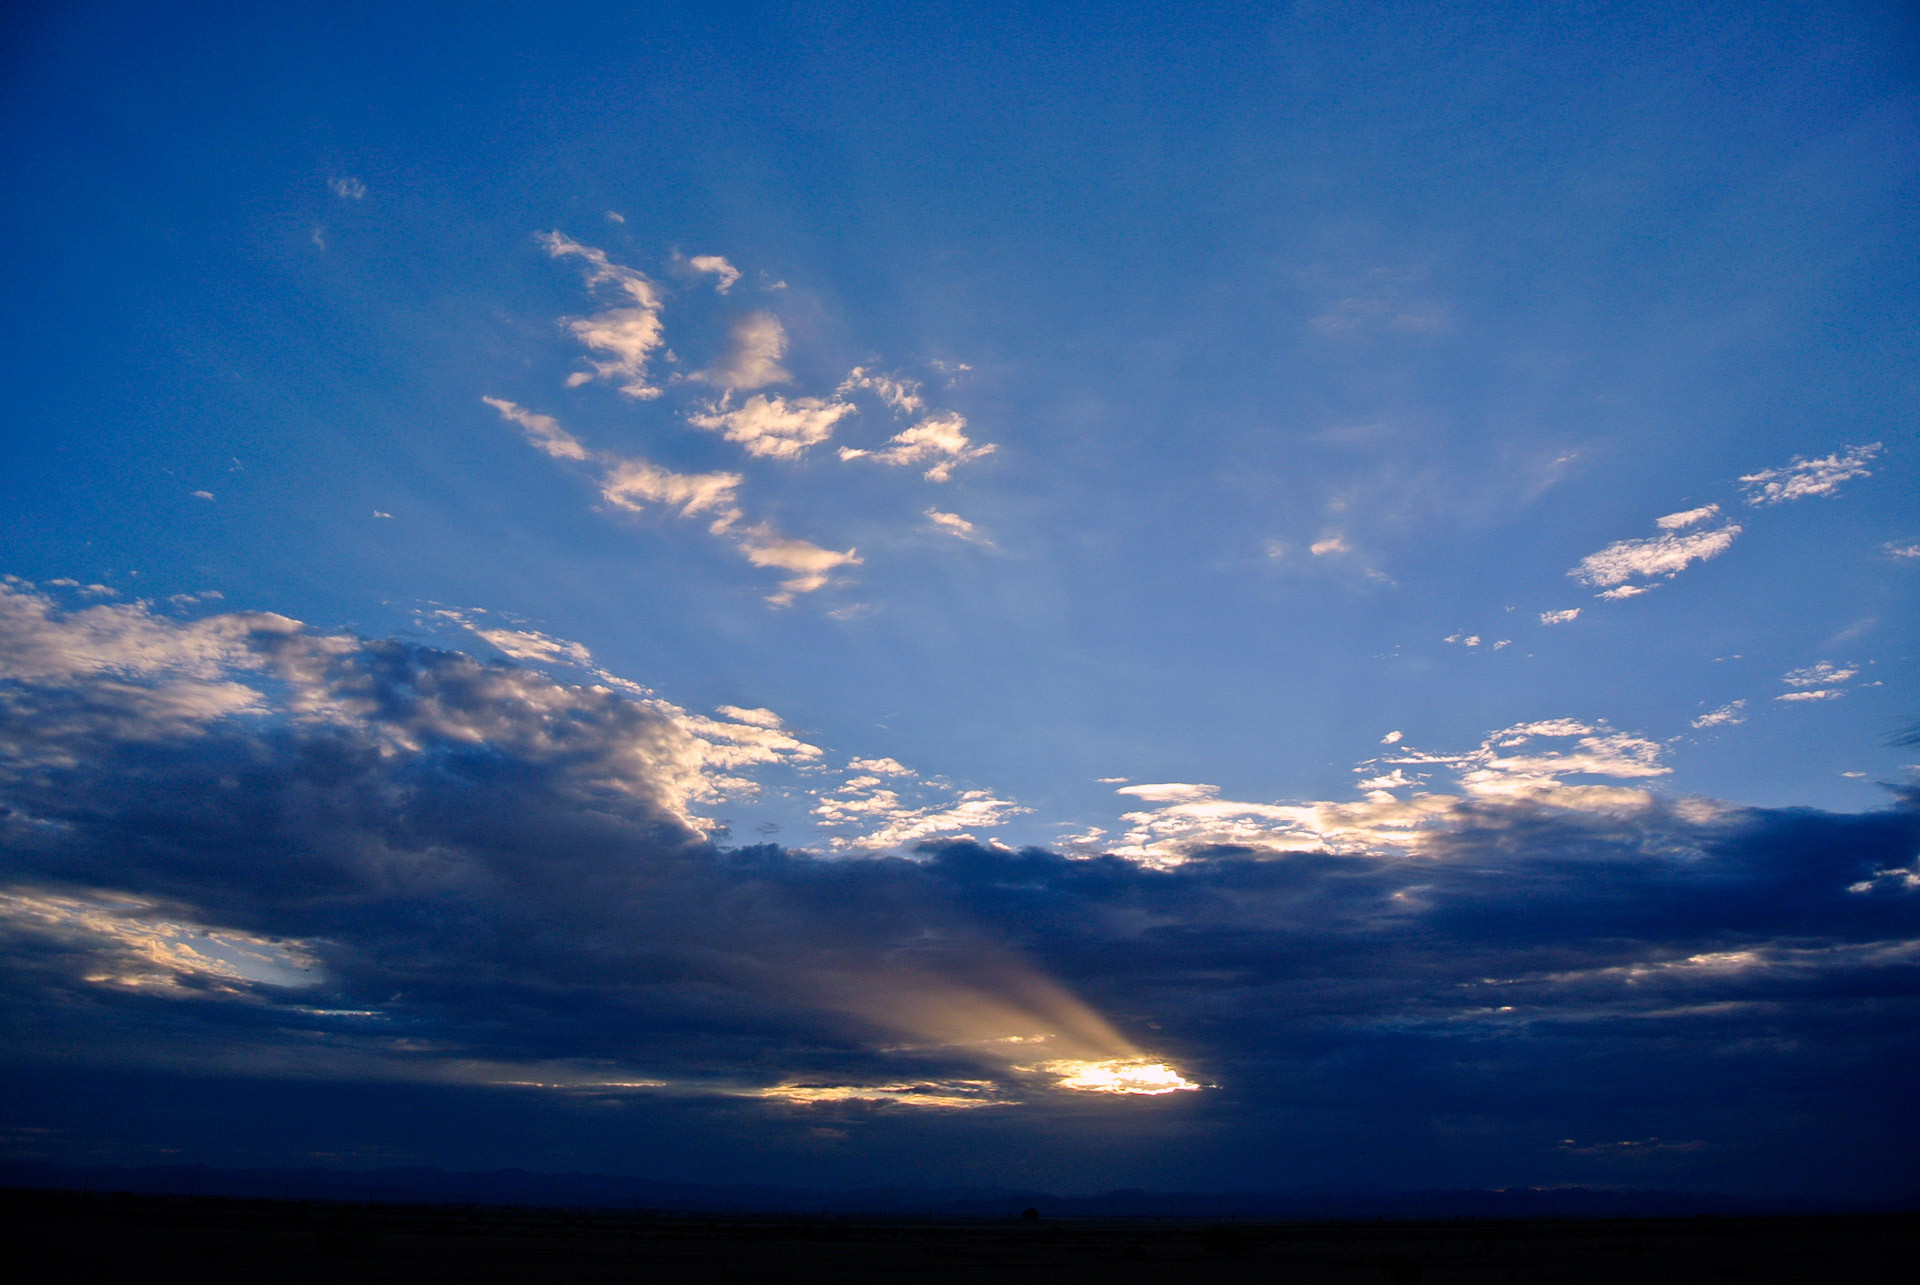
{"left": 4, "top": 1187, "right": 1914, "bottom": 1282}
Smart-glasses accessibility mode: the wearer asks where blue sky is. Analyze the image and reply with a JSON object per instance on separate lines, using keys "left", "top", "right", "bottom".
{"left": 2, "top": 1, "right": 1917, "bottom": 1196}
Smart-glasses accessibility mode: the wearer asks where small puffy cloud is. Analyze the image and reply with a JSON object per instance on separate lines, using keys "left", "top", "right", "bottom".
{"left": 925, "top": 509, "right": 992, "bottom": 546}
{"left": 483, "top": 396, "right": 589, "bottom": 461}
{"left": 1783, "top": 661, "right": 1858, "bottom": 688}
{"left": 1777, "top": 689, "right": 1844, "bottom": 702}
{"left": 1691, "top": 701, "right": 1747, "bottom": 729}
{"left": 1116, "top": 782, "right": 1219, "bottom": 805}
{"left": 191, "top": 490, "right": 214, "bottom": 501}
{"left": 538, "top": 231, "right": 667, "bottom": 399}
{"left": 604, "top": 210, "right": 625, "bottom": 223}
{"left": 837, "top": 367, "right": 924, "bottom": 415}
{"left": 687, "top": 394, "right": 853, "bottom": 460}
{"left": 1572, "top": 509, "right": 1741, "bottom": 594}
{"left": 1381, "top": 731, "right": 1403, "bottom": 744}
{"left": 839, "top": 412, "right": 995, "bottom": 482}
{"left": 848, "top": 756, "right": 913, "bottom": 776}
{"left": 1739, "top": 443, "right": 1881, "bottom": 506}
{"left": 600, "top": 457, "right": 745, "bottom": 528}
{"left": 372, "top": 510, "right": 393, "bottom": 519}
{"left": 687, "top": 254, "right": 740, "bottom": 293}
{"left": 1885, "top": 542, "right": 1920, "bottom": 560}
{"left": 1540, "top": 608, "right": 1581, "bottom": 625}
{"left": 735, "top": 525, "right": 861, "bottom": 605}
{"left": 694, "top": 312, "right": 790, "bottom": 392}
{"left": 1310, "top": 535, "right": 1350, "bottom": 556}
{"left": 329, "top": 176, "right": 366, "bottom": 200}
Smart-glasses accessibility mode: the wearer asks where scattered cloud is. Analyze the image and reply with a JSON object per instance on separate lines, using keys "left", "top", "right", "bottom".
{"left": 1782, "top": 661, "right": 1858, "bottom": 688}
{"left": 925, "top": 509, "right": 992, "bottom": 546}
{"left": 1540, "top": 608, "right": 1581, "bottom": 625}
{"left": 693, "top": 312, "right": 790, "bottom": 392}
{"left": 687, "top": 394, "right": 854, "bottom": 460}
{"left": 372, "top": 510, "right": 392, "bottom": 519}
{"left": 482, "top": 396, "right": 589, "bottom": 460}
{"left": 1691, "top": 701, "right": 1747, "bottom": 729}
{"left": 538, "top": 231, "right": 667, "bottom": 399}
{"left": 837, "top": 367, "right": 924, "bottom": 415}
{"left": 329, "top": 176, "right": 366, "bottom": 200}
{"left": 1572, "top": 507, "right": 1740, "bottom": 596}
{"left": 1310, "top": 535, "right": 1350, "bottom": 556}
{"left": 191, "top": 490, "right": 214, "bottom": 501}
{"left": 686, "top": 254, "right": 740, "bottom": 293}
{"left": 1777, "top": 689, "right": 1844, "bottom": 703}
{"left": 839, "top": 412, "right": 995, "bottom": 482}
{"left": 1739, "top": 443, "right": 1881, "bottom": 506}
{"left": 1885, "top": 542, "right": 1920, "bottom": 560}
{"left": 736, "top": 524, "right": 861, "bottom": 606}
{"left": 1381, "top": 731, "right": 1403, "bottom": 744}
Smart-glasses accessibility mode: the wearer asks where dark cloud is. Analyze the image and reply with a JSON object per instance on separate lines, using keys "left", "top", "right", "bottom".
{"left": 2, "top": 583, "right": 1917, "bottom": 1196}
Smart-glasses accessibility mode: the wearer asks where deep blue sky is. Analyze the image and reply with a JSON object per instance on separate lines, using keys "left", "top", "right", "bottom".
{"left": 2, "top": 1, "right": 1917, "bottom": 1198}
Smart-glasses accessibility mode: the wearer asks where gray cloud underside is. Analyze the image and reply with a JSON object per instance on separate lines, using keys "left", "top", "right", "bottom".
{"left": 2, "top": 584, "right": 1917, "bottom": 1152}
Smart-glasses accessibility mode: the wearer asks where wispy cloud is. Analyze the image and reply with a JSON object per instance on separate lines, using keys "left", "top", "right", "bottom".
{"left": 811, "top": 761, "right": 1028, "bottom": 850}
{"left": 483, "top": 398, "right": 853, "bottom": 603}
{"left": 1572, "top": 505, "right": 1740, "bottom": 596}
{"left": 1739, "top": 443, "right": 1881, "bottom": 506}
{"left": 837, "top": 367, "right": 924, "bottom": 415}
{"left": 329, "top": 176, "right": 366, "bottom": 200}
{"left": 1691, "top": 701, "right": 1747, "bottom": 729}
{"left": 925, "top": 509, "right": 992, "bottom": 546}
{"left": 1775, "top": 660, "right": 1858, "bottom": 703}
{"left": 538, "top": 231, "right": 667, "bottom": 399}
{"left": 839, "top": 412, "right": 995, "bottom": 482}
{"left": 1884, "top": 542, "right": 1919, "bottom": 560}
{"left": 687, "top": 394, "right": 853, "bottom": 460}
{"left": 692, "top": 312, "right": 790, "bottom": 392}
{"left": 686, "top": 254, "right": 740, "bottom": 293}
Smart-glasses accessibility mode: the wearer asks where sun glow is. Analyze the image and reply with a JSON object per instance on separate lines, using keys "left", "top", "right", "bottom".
{"left": 1040, "top": 1057, "right": 1200, "bottom": 1095}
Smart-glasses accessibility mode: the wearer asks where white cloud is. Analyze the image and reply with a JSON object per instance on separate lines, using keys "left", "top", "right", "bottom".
{"left": 687, "top": 394, "right": 853, "bottom": 460}
{"left": 600, "top": 457, "right": 745, "bottom": 528}
{"left": 604, "top": 210, "right": 625, "bottom": 223}
{"left": 1540, "top": 608, "right": 1581, "bottom": 625}
{"left": 925, "top": 509, "right": 992, "bottom": 546}
{"left": 1656, "top": 504, "right": 1720, "bottom": 529}
{"left": 837, "top": 367, "right": 924, "bottom": 415}
{"left": 839, "top": 412, "right": 995, "bottom": 482}
{"left": 812, "top": 771, "right": 1029, "bottom": 851}
{"left": 1598, "top": 584, "right": 1654, "bottom": 600}
{"left": 1098, "top": 719, "right": 1675, "bottom": 867}
{"left": 1885, "top": 542, "right": 1920, "bottom": 560}
{"left": 373, "top": 510, "right": 393, "bottom": 519}
{"left": 1381, "top": 731, "right": 1403, "bottom": 744}
{"left": 1782, "top": 661, "right": 1857, "bottom": 688}
{"left": 1310, "top": 535, "right": 1350, "bottom": 556}
{"left": 687, "top": 254, "right": 740, "bottom": 293}
{"left": 191, "top": 490, "right": 214, "bottom": 501}
{"left": 1739, "top": 443, "right": 1881, "bottom": 506}
{"left": 483, "top": 396, "right": 589, "bottom": 460}
{"left": 735, "top": 524, "right": 861, "bottom": 605}
{"left": 693, "top": 312, "right": 790, "bottom": 392}
{"left": 538, "top": 231, "right": 667, "bottom": 399}
{"left": 329, "top": 176, "right": 366, "bottom": 200}
{"left": 1777, "top": 689, "right": 1844, "bottom": 702}
{"left": 1572, "top": 509, "right": 1741, "bottom": 593}
{"left": 1691, "top": 701, "right": 1747, "bottom": 729}
{"left": 0, "top": 889, "right": 322, "bottom": 994}
{"left": 848, "top": 756, "right": 913, "bottom": 776}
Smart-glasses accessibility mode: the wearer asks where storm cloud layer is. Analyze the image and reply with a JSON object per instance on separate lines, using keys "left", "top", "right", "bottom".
{"left": 2, "top": 580, "right": 1917, "bottom": 1194}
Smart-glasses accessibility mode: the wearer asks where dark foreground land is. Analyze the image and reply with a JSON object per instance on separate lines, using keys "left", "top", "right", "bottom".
{"left": 3, "top": 1187, "right": 1914, "bottom": 1282}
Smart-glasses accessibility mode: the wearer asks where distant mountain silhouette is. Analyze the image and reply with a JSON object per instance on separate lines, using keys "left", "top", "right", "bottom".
{"left": 2, "top": 1160, "right": 1884, "bottom": 1219}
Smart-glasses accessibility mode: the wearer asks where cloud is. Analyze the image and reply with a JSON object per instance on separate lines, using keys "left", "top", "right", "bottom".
{"left": 687, "top": 394, "right": 854, "bottom": 460}
{"left": 1381, "top": 731, "right": 1403, "bottom": 744}
{"left": 924, "top": 509, "right": 992, "bottom": 546}
{"left": 1777, "top": 689, "right": 1845, "bottom": 702}
{"left": 1739, "top": 443, "right": 1881, "bottom": 506}
{"left": 329, "top": 176, "right": 366, "bottom": 200}
{"left": 837, "top": 367, "right": 925, "bottom": 415}
{"left": 482, "top": 396, "right": 590, "bottom": 461}
{"left": 1691, "top": 701, "right": 1747, "bottom": 729}
{"left": 693, "top": 312, "right": 790, "bottom": 392}
{"left": 686, "top": 254, "right": 740, "bottom": 293}
{"left": 839, "top": 412, "right": 995, "bottom": 482}
{"left": 485, "top": 399, "right": 859, "bottom": 601}
{"left": 6, "top": 577, "right": 1920, "bottom": 1185}
{"left": 1572, "top": 508, "right": 1741, "bottom": 594}
{"left": 1540, "top": 608, "right": 1580, "bottom": 625}
{"left": 538, "top": 231, "right": 667, "bottom": 399}
{"left": 373, "top": 510, "right": 393, "bottom": 519}
{"left": 191, "top": 490, "right": 214, "bottom": 501}
{"left": 1885, "top": 543, "right": 1920, "bottom": 560}
{"left": 811, "top": 767, "right": 1029, "bottom": 851}
{"left": 735, "top": 525, "right": 861, "bottom": 605}
{"left": 1783, "top": 661, "right": 1858, "bottom": 688}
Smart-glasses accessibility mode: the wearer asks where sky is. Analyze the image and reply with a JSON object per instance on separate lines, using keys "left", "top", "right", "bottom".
{"left": 2, "top": 1, "right": 1918, "bottom": 1199}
